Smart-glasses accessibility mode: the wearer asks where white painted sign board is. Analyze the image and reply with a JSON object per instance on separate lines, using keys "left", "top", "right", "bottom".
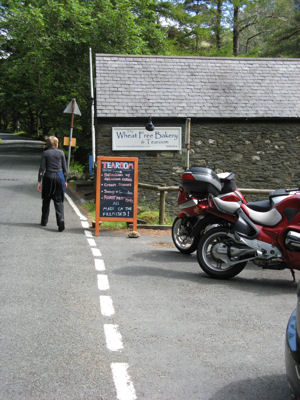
{"left": 112, "top": 127, "right": 182, "bottom": 151}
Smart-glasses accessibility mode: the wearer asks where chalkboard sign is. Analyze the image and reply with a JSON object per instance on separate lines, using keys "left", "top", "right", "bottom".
{"left": 95, "top": 156, "right": 138, "bottom": 236}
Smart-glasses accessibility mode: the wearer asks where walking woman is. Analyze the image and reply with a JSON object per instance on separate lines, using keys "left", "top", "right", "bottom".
{"left": 37, "top": 136, "right": 68, "bottom": 232}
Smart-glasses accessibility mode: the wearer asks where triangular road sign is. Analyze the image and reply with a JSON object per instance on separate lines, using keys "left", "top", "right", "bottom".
{"left": 63, "top": 99, "right": 81, "bottom": 116}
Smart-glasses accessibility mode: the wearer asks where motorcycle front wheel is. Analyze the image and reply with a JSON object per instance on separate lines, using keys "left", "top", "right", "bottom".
{"left": 197, "top": 226, "right": 247, "bottom": 279}
{"left": 172, "top": 216, "right": 199, "bottom": 254}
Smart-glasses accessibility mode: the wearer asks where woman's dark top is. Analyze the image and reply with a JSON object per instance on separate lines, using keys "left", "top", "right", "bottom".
{"left": 38, "top": 147, "right": 67, "bottom": 183}
{"left": 38, "top": 147, "right": 67, "bottom": 201}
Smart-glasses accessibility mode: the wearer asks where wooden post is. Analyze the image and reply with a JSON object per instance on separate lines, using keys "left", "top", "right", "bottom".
{"left": 186, "top": 118, "right": 191, "bottom": 169}
{"left": 159, "top": 190, "right": 166, "bottom": 225}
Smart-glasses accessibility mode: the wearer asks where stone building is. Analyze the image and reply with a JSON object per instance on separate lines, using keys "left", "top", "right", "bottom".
{"left": 95, "top": 54, "right": 300, "bottom": 216}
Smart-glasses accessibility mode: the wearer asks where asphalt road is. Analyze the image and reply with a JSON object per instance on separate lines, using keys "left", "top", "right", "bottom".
{"left": 0, "top": 136, "right": 297, "bottom": 400}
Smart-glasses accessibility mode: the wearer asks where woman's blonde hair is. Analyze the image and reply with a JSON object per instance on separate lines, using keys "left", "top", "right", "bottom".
{"left": 46, "top": 136, "right": 59, "bottom": 148}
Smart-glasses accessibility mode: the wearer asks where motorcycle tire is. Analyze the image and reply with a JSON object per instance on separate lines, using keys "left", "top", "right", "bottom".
{"left": 197, "top": 226, "right": 247, "bottom": 279}
{"left": 172, "top": 216, "right": 199, "bottom": 254}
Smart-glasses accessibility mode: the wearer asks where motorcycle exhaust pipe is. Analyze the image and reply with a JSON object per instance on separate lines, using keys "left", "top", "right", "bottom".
{"left": 229, "top": 246, "right": 256, "bottom": 259}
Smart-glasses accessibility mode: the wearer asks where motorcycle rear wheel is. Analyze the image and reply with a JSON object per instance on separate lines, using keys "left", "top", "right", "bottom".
{"left": 197, "top": 226, "right": 247, "bottom": 279}
{"left": 172, "top": 216, "right": 199, "bottom": 254}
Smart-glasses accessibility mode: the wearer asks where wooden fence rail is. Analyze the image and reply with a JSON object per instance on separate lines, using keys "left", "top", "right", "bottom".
{"left": 138, "top": 183, "right": 274, "bottom": 225}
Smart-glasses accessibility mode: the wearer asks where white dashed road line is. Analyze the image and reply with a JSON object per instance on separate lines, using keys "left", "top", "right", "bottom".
{"left": 66, "top": 194, "right": 137, "bottom": 400}
{"left": 97, "top": 274, "right": 110, "bottom": 291}
{"left": 81, "top": 220, "right": 90, "bottom": 229}
{"left": 100, "top": 295, "right": 115, "bottom": 317}
{"left": 104, "top": 324, "right": 124, "bottom": 352}
{"left": 91, "top": 247, "right": 102, "bottom": 257}
{"left": 111, "top": 363, "right": 137, "bottom": 400}
{"left": 87, "top": 238, "right": 97, "bottom": 247}
{"left": 94, "top": 258, "right": 105, "bottom": 271}
{"left": 84, "top": 229, "right": 93, "bottom": 238}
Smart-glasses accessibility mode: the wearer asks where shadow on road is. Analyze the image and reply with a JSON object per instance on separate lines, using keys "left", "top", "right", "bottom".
{"left": 114, "top": 248, "right": 297, "bottom": 295}
{"left": 224, "top": 274, "right": 297, "bottom": 294}
{"left": 131, "top": 248, "right": 198, "bottom": 263}
{"left": 114, "top": 264, "right": 201, "bottom": 283}
{"left": 0, "top": 221, "right": 86, "bottom": 235}
{"left": 210, "top": 374, "right": 289, "bottom": 400}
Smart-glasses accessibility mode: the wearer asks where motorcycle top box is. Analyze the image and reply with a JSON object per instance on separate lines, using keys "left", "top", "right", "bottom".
{"left": 217, "top": 171, "right": 237, "bottom": 193}
{"left": 181, "top": 167, "right": 222, "bottom": 197}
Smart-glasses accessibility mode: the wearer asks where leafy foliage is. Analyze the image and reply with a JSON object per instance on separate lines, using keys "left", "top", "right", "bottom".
{"left": 261, "top": 1, "right": 300, "bottom": 57}
{"left": 0, "top": 0, "right": 166, "bottom": 162}
{"left": 236, "top": 0, "right": 298, "bottom": 56}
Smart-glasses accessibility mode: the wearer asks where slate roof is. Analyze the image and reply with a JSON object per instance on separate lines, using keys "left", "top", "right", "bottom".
{"left": 95, "top": 54, "right": 300, "bottom": 119}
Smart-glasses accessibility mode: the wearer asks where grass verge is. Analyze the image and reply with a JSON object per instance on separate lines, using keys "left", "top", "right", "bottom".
{"left": 81, "top": 202, "right": 172, "bottom": 228}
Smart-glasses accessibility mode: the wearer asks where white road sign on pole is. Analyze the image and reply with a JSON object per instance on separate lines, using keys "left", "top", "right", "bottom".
{"left": 63, "top": 98, "right": 81, "bottom": 173}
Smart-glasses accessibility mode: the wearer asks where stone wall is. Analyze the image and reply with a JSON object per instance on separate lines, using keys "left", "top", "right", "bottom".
{"left": 96, "top": 118, "right": 300, "bottom": 218}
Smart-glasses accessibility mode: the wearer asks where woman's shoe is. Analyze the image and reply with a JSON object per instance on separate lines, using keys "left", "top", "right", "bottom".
{"left": 58, "top": 221, "right": 65, "bottom": 232}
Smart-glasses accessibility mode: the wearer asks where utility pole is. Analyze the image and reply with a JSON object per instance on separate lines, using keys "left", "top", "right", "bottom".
{"left": 89, "top": 48, "right": 96, "bottom": 168}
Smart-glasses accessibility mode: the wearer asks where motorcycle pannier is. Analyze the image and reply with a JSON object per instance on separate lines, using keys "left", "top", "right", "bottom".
{"left": 181, "top": 167, "right": 222, "bottom": 197}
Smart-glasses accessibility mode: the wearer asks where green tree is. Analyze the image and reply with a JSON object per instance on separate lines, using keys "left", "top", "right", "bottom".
{"left": 225, "top": 0, "right": 257, "bottom": 56}
{"left": 131, "top": 0, "right": 168, "bottom": 53}
{"left": 261, "top": 0, "right": 300, "bottom": 57}
{"left": 226, "top": 0, "right": 296, "bottom": 57}
{"left": 181, "top": 0, "right": 213, "bottom": 51}
{"left": 213, "top": 0, "right": 224, "bottom": 49}
{"left": 234, "top": 0, "right": 290, "bottom": 55}
{"left": 165, "top": 0, "right": 221, "bottom": 53}
{"left": 0, "top": 0, "right": 167, "bottom": 161}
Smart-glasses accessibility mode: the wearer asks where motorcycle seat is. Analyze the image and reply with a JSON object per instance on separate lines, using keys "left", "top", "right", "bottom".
{"left": 247, "top": 199, "right": 271, "bottom": 212}
{"left": 244, "top": 206, "right": 282, "bottom": 227}
{"left": 213, "top": 197, "right": 283, "bottom": 227}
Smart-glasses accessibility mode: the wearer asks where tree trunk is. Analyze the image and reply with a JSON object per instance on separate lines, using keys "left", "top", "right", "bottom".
{"left": 215, "top": 0, "right": 222, "bottom": 49}
{"left": 233, "top": 4, "right": 239, "bottom": 56}
{"left": 28, "top": 108, "right": 36, "bottom": 135}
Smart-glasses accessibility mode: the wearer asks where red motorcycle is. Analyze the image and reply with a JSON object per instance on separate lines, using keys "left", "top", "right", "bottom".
{"left": 196, "top": 187, "right": 300, "bottom": 280}
{"left": 172, "top": 167, "right": 270, "bottom": 254}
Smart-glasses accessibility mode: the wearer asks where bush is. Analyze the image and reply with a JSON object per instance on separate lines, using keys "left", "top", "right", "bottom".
{"left": 68, "top": 161, "right": 87, "bottom": 180}
{"left": 70, "top": 161, "right": 85, "bottom": 174}
{"left": 138, "top": 205, "right": 172, "bottom": 225}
